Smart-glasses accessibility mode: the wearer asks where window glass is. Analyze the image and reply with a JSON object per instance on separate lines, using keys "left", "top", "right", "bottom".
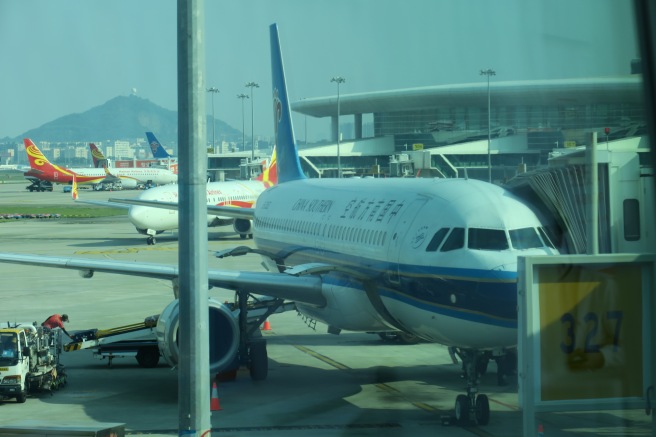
{"left": 538, "top": 227, "right": 557, "bottom": 249}
{"left": 509, "top": 227, "right": 543, "bottom": 249}
{"left": 440, "top": 227, "right": 464, "bottom": 252}
{"left": 426, "top": 228, "right": 450, "bottom": 252}
{"left": 468, "top": 228, "right": 509, "bottom": 250}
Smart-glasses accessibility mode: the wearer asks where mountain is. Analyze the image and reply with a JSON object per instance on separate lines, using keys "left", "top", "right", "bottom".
{"left": 13, "top": 95, "right": 243, "bottom": 147}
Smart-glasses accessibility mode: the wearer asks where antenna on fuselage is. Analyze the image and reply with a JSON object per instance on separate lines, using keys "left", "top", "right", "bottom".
{"left": 463, "top": 167, "right": 469, "bottom": 180}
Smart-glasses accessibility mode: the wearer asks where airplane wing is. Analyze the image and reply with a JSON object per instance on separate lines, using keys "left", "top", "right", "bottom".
{"left": 108, "top": 197, "right": 255, "bottom": 220}
{"left": 0, "top": 253, "right": 325, "bottom": 307}
{"left": 74, "top": 199, "right": 131, "bottom": 209}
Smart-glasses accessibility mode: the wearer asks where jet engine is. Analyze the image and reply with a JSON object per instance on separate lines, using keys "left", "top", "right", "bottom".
{"left": 233, "top": 218, "right": 253, "bottom": 236}
{"left": 156, "top": 298, "right": 240, "bottom": 373}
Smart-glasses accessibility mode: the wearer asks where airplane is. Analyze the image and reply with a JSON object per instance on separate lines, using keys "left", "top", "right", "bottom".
{"left": 106, "top": 150, "right": 277, "bottom": 244}
{"left": 22, "top": 139, "right": 178, "bottom": 189}
{"left": 0, "top": 24, "right": 558, "bottom": 426}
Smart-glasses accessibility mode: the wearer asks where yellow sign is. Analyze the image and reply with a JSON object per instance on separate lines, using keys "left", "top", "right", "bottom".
{"left": 537, "top": 264, "right": 643, "bottom": 401}
{"left": 564, "top": 140, "right": 577, "bottom": 148}
{"left": 412, "top": 143, "right": 424, "bottom": 150}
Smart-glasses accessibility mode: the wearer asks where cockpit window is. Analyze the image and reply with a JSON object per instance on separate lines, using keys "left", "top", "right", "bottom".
{"left": 538, "top": 227, "right": 557, "bottom": 249}
{"left": 426, "top": 227, "right": 450, "bottom": 252}
{"left": 509, "top": 227, "right": 543, "bottom": 249}
{"left": 468, "top": 228, "right": 509, "bottom": 250}
{"left": 440, "top": 227, "right": 464, "bottom": 252}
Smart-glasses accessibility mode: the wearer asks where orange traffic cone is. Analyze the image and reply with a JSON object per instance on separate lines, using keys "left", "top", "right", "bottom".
{"left": 210, "top": 382, "right": 221, "bottom": 411}
{"left": 262, "top": 319, "right": 271, "bottom": 331}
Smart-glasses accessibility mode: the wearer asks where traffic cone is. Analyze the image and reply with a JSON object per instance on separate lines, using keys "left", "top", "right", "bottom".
{"left": 262, "top": 319, "right": 271, "bottom": 331}
{"left": 210, "top": 382, "right": 221, "bottom": 411}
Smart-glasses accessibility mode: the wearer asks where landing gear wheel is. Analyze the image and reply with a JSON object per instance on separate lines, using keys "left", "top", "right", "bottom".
{"left": 249, "top": 340, "right": 268, "bottom": 381}
{"left": 454, "top": 394, "right": 470, "bottom": 424}
{"left": 475, "top": 394, "right": 490, "bottom": 425}
{"left": 136, "top": 346, "right": 160, "bottom": 368}
{"left": 146, "top": 236, "right": 155, "bottom": 245}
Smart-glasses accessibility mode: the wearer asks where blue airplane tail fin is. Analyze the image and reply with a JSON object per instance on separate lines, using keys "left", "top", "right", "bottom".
{"left": 146, "top": 132, "right": 172, "bottom": 159}
{"left": 270, "top": 23, "right": 305, "bottom": 183}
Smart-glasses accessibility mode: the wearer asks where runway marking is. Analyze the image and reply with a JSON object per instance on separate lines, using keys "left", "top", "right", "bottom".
{"left": 293, "top": 344, "right": 350, "bottom": 370}
{"left": 293, "top": 345, "right": 499, "bottom": 436}
{"left": 489, "top": 396, "right": 520, "bottom": 411}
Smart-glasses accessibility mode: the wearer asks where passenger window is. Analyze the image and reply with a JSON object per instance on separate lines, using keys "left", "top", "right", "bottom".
{"left": 509, "top": 227, "right": 543, "bottom": 249}
{"left": 440, "top": 227, "right": 464, "bottom": 252}
{"left": 426, "top": 228, "right": 450, "bottom": 252}
{"left": 468, "top": 228, "right": 509, "bottom": 250}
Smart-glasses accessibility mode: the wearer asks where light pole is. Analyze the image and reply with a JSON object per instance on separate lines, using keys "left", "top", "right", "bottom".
{"left": 480, "top": 69, "right": 495, "bottom": 183}
{"left": 206, "top": 87, "right": 219, "bottom": 153}
{"left": 331, "top": 76, "right": 345, "bottom": 178}
{"left": 237, "top": 94, "right": 249, "bottom": 153}
{"left": 245, "top": 82, "right": 259, "bottom": 161}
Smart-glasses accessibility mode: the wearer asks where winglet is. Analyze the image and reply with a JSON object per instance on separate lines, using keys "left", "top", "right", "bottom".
{"left": 270, "top": 24, "right": 305, "bottom": 183}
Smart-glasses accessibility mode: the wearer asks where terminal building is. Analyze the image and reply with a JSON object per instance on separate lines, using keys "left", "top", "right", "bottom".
{"left": 208, "top": 69, "right": 646, "bottom": 183}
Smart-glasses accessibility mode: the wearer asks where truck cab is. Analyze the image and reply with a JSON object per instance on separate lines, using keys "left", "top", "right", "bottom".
{"left": 0, "top": 328, "right": 30, "bottom": 403}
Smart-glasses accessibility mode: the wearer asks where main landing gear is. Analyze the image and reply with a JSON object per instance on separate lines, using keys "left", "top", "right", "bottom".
{"left": 451, "top": 348, "right": 491, "bottom": 426}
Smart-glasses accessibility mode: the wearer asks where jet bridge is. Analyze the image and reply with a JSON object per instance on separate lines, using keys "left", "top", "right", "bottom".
{"left": 504, "top": 140, "right": 654, "bottom": 255}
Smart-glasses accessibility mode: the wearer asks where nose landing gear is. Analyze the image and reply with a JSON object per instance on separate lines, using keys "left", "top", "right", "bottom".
{"left": 452, "top": 348, "right": 491, "bottom": 426}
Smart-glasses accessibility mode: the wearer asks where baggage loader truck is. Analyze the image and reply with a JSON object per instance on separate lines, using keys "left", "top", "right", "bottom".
{"left": 0, "top": 322, "right": 66, "bottom": 403}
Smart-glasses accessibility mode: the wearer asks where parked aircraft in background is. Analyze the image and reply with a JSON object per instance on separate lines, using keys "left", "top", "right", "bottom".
{"left": 22, "top": 139, "right": 178, "bottom": 189}
{"left": 0, "top": 24, "right": 558, "bottom": 426}
{"left": 105, "top": 147, "right": 277, "bottom": 244}
{"left": 23, "top": 138, "right": 120, "bottom": 187}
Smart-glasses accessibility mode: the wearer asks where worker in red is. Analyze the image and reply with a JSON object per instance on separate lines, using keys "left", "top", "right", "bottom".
{"left": 42, "top": 314, "right": 72, "bottom": 338}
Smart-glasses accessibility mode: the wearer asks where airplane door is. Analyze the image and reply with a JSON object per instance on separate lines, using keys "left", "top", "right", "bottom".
{"left": 386, "top": 198, "right": 428, "bottom": 283}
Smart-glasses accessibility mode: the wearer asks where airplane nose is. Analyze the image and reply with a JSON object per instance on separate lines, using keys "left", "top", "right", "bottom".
{"left": 128, "top": 206, "right": 152, "bottom": 229}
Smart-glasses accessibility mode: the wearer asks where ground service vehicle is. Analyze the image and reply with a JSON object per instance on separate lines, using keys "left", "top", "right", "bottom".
{"left": 0, "top": 323, "right": 66, "bottom": 403}
{"left": 25, "top": 180, "right": 53, "bottom": 192}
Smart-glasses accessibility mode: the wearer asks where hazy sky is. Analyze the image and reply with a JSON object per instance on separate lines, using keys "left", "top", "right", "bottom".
{"left": 0, "top": 0, "right": 638, "bottom": 141}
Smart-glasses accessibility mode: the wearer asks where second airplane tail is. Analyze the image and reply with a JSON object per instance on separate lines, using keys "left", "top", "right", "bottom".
{"left": 146, "top": 132, "right": 173, "bottom": 159}
{"left": 89, "top": 143, "right": 109, "bottom": 168}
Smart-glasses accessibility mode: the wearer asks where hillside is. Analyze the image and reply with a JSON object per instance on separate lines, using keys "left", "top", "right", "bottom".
{"left": 12, "top": 95, "right": 243, "bottom": 147}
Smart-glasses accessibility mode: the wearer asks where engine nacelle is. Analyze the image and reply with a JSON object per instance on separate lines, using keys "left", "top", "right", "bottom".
{"left": 156, "top": 298, "right": 240, "bottom": 373}
{"left": 233, "top": 218, "right": 253, "bottom": 235}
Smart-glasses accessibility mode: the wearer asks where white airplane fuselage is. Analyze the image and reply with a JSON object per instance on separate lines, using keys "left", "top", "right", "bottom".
{"left": 128, "top": 180, "right": 269, "bottom": 233}
{"left": 253, "top": 177, "right": 558, "bottom": 349}
{"left": 70, "top": 167, "right": 178, "bottom": 188}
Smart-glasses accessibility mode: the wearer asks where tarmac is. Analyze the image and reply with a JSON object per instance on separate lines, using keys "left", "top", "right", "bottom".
{"left": 0, "top": 181, "right": 652, "bottom": 436}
